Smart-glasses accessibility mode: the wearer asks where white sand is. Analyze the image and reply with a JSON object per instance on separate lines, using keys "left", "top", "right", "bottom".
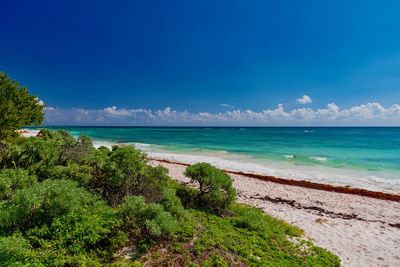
{"left": 18, "top": 129, "right": 40, "bottom": 137}
{"left": 150, "top": 159, "right": 400, "bottom": 267}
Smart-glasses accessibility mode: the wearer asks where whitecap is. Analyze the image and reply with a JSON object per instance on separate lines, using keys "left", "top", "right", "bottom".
{"left": 309, "top": 156, "right": 328, "bottom": 162}
{"left": 284, "top": 154, "right": 295, "bottom": 159}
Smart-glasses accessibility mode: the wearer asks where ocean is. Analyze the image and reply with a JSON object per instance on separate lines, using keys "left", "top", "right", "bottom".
{"left": 31, "top": 126, "right": 400, "bottom": 193}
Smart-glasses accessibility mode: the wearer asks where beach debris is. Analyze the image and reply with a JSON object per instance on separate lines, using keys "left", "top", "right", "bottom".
{"left": 315, "top": 218, "right": 328, "bottom": 224}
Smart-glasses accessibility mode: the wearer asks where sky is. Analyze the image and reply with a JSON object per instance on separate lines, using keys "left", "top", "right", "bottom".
{"left": 2, "top": 0, "right": 400, "bottom": 126}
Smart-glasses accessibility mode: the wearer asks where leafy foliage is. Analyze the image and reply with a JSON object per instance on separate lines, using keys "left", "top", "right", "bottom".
{"left": 47, "top": 163, "right": 93, "bottom": 185}
{"left": 0, "top": 168, "right": 37, "bottom": 200}
{"left": 0, "top": 179, "right": 126, "bottom": 265}
{"left": 0, "top": 72, "right": 44, "bottom": 139}
{"left": 0, "top": 129, "right": 93, "bottom": 177}
{"left": 141, "top": 205, "right": 340, "bottom": 266}
{"left": 119, "top": 196, "right": 180, "bottom": 239}
{"left": 87, "top": 146, "right": 170, "bottom": 206}
{"left": 0, "top": 234, "right": 42, "bottom": 266}
{"left": 184, "top": 162, "right": 236, "bottom": 214}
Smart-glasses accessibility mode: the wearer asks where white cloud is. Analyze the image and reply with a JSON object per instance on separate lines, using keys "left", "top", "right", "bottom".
{"left": 34, "top": 97, "right": 45, "bottom": 106}
{"left": 297, "top": 95, "right": 312, "bottom": 105}
{"left": 35, "top": 98, "right": 55, "bottom": 111}
{"left": 221, "top": 103, "right": 234, "bottom": 109}
{"left": 43, "top": 102, "right": 400, "bottom": 126}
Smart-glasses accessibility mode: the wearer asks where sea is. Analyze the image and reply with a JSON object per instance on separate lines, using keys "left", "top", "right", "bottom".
{"left": 29, "top": 127, "right": 400, "bottom": 193}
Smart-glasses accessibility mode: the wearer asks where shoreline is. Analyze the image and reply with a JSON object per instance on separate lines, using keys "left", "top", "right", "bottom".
{"left": 21, "top": 129, "right": 400, "bottom": 197}
{"left": 20, "top": 129, "right": 400, "bottom": 265}
{"left": 22, "top": 128, "right": 400, "bottom": 194}
{"left": 151, "top": 158, "right": 400, "bottom": 202}
{"left": 151, "top": 159, "right": 400, "bottom": 267}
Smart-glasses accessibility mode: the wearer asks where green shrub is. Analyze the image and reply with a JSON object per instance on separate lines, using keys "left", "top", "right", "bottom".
{"left": 230, "top": 204, "right": 303, "bottom": 236}
{"left": 184, "top": 163, "right": 236, "bottom": 214}
{"left": 0, "top": 168, "right": 37, "bottom": 200}
{"left": 0, "top": 179, "right": 90, "bottom": 233}
{"left": 58, "top": 134, "right": 93, "bottom": 165}
{"left": 0, "top": 234, "right": 43, "bottom": 266}
{"left": 0, "top": 179, "right": 127, "bottom": 263}
{"left": 160, "top": 188, "right": 190, "bottom": 222}
{"left": 176, "top": 183, "right": 198, "bottom": 208}
{"left": 26, "top": 202, "right": 126, "bottom": 256}
{"left": 119, "top": 196, "right": 179, "bottom": 239}
{"left": 2, "top": 130, "right": 93, "bottom": 177}
{"left": 203, "top": 254, "right": 228, "bottom": 267}
{"left": 0, "top": 141, "right": 23, "bottom": 169}
{"left": 89, "top": 146, "right": 170, "bottom": 206}
{"left": 47, "top": 163, "right": 93, "bottom": 185}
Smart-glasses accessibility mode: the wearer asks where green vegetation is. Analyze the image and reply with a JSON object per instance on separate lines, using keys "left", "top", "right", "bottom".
{"left": 140, "top": 205, "right": 340, "bottom": 266}
{"left": 184, "top": 162, "right": 236, "bottom": 214}
{"left": 0, "top": 75, "right": 340, "bottom": 266}
{"left": 0, "top": 130, "right": 340, "bottom": 266}
{"left": 0, "top": 72, "right": 44, "bottom": 140}
{"left": 0, "top": 168, "right": 37, "bottom": 200}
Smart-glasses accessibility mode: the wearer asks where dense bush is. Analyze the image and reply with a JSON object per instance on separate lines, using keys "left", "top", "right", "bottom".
{"left": 47, "top": 163, "right": 93, "bottom": 185}
{"left": 0, "top": 179, "right": 126, "bottom": 264}
{"left": 119, "top": 195, "right": 179, "bottom": 239}
{"left": 0, "top": 168, "right": 37, "bottom": 200}
{"left": 0, "top": 234, "right": 41, "bottom": 266}
{"left": 184, "top": 162, "right": 236, "bottom": 214}
{"left": 160, "top": 188, "right": 190, "bottom": 222}
{"left": 88, "top": 146, "right": 171, "bottom": 206}
{"left": 0, "top": 129, "right": 93, "bottom": 177}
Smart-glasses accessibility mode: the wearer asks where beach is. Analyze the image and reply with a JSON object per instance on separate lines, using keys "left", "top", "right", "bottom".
{"left": 22, "top": 128, "right": 400, "bottom": 266}
{"left": 32, "top": 126, "right": 400, "bottom": 194}
{"left": 150, "top": 159, "right": 400, "bottom": 267}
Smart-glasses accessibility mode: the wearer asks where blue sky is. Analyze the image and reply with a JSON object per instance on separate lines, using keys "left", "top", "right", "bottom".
{"left": 2, "top": 0, "right": 400, "bottom": 125}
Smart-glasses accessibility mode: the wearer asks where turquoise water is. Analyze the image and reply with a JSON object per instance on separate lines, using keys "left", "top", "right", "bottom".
{"left": 34, "top": 127, "right": 400, "bottom": 188}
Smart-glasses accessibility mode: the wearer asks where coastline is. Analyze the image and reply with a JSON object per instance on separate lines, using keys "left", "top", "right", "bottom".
{"left": 151, "top": 158, "right": 400, "bottom": 202}
{"left": 24, "top": 127, "right": 400, "bottom": 194}
{"left": 98, "top": 142, "right": 400, "bottom": 195}
{"left": 150, "top": 159, "right": 400, "bottom": 267}
{"left": 21, "top": 129, "right": 400, "bottom": 265}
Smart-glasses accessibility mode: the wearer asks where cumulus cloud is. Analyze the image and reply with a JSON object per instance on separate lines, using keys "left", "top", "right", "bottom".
{"left": 297, "top": 95, "right": 312, "bottom": 104}
{"left": 43, "top": 102, "right": 400, "bottom": 126}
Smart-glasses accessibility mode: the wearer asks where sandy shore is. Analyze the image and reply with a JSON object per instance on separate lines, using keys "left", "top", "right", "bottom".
{"left": 150, "top": 159, "right": 400, "bottom": 267}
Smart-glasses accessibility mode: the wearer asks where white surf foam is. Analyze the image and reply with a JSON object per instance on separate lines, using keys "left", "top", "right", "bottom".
{"left": 309, "top": 156, "right": 328, "bottom": 162}
{"left": 284, "top": 154, "right": 295, "bottom": 159}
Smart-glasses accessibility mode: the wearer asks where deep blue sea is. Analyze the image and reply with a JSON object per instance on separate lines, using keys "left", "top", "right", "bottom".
{"left": 32, "top": 127, "right": 400, "bottom": 192}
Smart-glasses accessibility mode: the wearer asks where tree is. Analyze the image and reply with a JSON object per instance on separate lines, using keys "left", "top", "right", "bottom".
{"left": 0, "top": 72, "right": 44, "bottom": 139}
{"left": 184, "top": 163, "right": 236, "bottom": 214}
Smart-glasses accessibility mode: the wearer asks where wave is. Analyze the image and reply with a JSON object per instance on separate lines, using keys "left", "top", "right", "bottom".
{"left": 284, "top": 154, "right": 295, "bottom": 159}
{"left": 309, "top": 156, "right": 328, "bottom": 162}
